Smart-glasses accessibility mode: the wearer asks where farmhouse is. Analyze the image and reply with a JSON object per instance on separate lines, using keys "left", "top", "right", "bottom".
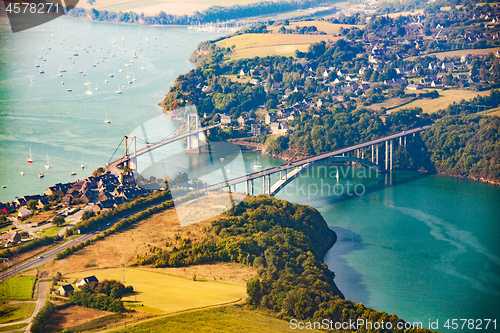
{"left": 1, "top": 231, "right": 21, "bottom": 247}
{"left": 58, "top": 284, "right": 74, "bottom": 296}
{"left": 18, "top": 207, "right": 32, "bottom": 219}
{"left": 76, "top": 276, "right": 99, "bottom": 288}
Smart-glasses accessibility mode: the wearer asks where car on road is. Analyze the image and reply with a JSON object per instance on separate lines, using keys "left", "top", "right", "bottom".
{"left": 38, "top": 255, "right": 43, "bottom": 259}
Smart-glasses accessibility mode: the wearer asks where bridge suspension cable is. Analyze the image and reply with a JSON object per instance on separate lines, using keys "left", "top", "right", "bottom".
{"left": 107, "top": 136, "right": 125, "bottom": 164}
{"left": 134, "top": 121, "right": 187, "bottom": 146}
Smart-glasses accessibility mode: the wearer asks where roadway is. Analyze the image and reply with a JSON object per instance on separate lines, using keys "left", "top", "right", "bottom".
{"left": 106, "top": 123, "right": 221, "bottom": 175}
{"left": 206, "top": 126, "right": 432, "bottom": 191}
{"left": 0, "top": 208, "right": 141, "bottom": 281}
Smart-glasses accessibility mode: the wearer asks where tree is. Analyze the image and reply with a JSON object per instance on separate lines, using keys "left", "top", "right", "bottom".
{"left": 27, "top": 200, "right": 38, "bottom": 211}
{"left": 92, "top": 167, "right": 105, "bottom": 177}
{"left": 52, "top": 215, "right": 65, "bottom": 227}
{"left": 81, "top": 211, "right": 95, "bottom": 221}
{"left": 246, "top": 278, "right": 262, "bottom": 305}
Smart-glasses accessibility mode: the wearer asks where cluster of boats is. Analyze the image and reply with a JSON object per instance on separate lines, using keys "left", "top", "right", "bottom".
{"left": 22, "top": 148, "right": 84, "bottom": 179}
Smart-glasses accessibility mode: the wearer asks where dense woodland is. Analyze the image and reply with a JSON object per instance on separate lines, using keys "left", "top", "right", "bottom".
{"left": 136, "top": 196, "right": 432, "bottom": 331}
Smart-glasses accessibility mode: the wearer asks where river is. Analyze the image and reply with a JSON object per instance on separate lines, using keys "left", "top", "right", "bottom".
{"left": 0, "top": 16, "right": 499, "bottom": 332}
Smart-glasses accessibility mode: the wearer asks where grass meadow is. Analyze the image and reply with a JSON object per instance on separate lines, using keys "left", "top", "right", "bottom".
{"left": 0, "top": 276, "right": 35, "bottom": 301}
{"left": 109, "top": 305, "right": 323, "bottom": 333}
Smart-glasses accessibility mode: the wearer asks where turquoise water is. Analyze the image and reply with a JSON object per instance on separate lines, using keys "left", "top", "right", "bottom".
{"left": 276, "top": 168, "right": 500, "bottom": 331}
{"left": 0, "top": 17, "right": 221, "bottom": 202}
{"left": 1, "top": 17, "right": 499, "bottom": 332}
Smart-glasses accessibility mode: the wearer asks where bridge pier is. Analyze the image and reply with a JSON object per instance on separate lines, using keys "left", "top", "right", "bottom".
{"left": 267, "top": 175, "right": 271, "bottom": 195}
{"left": 404, "top": 136, "right": 407, "bottom": 147}
{"left": 362, "top": 149, "right": 365, "bottom": 159}
{"left": 385, "top": 141, "right": 388, "bottom": 170}
{"left": 376, "top": 144, "right": 379, "bottom": 165}
{"left": 390, "top": 139, "right": 393, "bottom": 171}
{"left": 251, "top": 179, "right": 254, "bottom": 196}
{"left": 371, "top": 145, "right": 374, "bottom": 163}
{"left": 263, "top": 176, "right": 266, "bottom": 195}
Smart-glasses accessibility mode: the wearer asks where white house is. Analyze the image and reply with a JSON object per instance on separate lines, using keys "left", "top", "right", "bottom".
{"left": 18, "top": 207, "right": 32, "bottom": 219}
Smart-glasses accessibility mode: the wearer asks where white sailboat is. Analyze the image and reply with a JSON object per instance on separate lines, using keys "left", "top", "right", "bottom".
{"left": 45, "top": 154, "right": 50, "bottom": 169}
{"left": 115, "top": 86, "right": 122, "bottom": 94}
{"left": 86, "top": 83, "right": 93, "bottom": 95}
{"left": 27, "top": 148, "right": 33, "bottom": 164}
{"left": 252, "top": 156, "right": 262, "bottom": 169}
{"left": 104, "top": 113, "right": 111, "bottom": 124}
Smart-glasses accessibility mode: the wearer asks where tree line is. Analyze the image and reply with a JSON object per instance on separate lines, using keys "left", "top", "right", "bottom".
{"left": 68, "top": 0, "right": 336, "bottom": 25}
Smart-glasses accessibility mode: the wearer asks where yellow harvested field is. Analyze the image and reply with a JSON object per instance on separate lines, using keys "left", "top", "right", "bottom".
{"left": 405, "top": 47, "right": 500, "bottom": 61}
{"left": 217, "top": 33, "right": 339, "bottom": 59}
{"left": 391, "top": 89, "right": 491, "bottom": 114}
{"left": 76, "top": 0, "right": 273, "bottom": 16}
{"left": 480, "top": 106, "right": 500, "bottom": 117}
{"left": 67, "top": 268, "right": 247, "bottom": 314}
{"left": 268, "top": 21, "right": 365, "bottom": 34}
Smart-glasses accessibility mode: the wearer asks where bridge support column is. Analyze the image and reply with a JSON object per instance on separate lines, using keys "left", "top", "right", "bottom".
{"left": 376, "top": 144, "right": 379, "bottom": 165}
{"left": 246, "top": 180, "right": 249, "bottom": 195}
{"left": 399, "top": 136, "right": 402, "bottom": 145}
{"left": 263, "top": 176, "right": 266, "bottom": 195}
{"left": 385, "top": 141, "right": 388, "bottom": 170}
{"left": 371, "top": 145, "right": 374, "bottom": 163}
{"left": 362, "top": 149, "right": 364, "bottom": 159}
{"left": 251, "top": 179, "right": 254, "bottom": 196}
{"left": 357, "top": 149, "right": 360, "bottom": 158}
{"left": 267, "top": 175, "right": 271, "bottom": 195}
{"left": 390, "top": 139, "right": 393, "bottom": 171}
{"left": 404, "top": 136, "right": 407, "bottom": 147}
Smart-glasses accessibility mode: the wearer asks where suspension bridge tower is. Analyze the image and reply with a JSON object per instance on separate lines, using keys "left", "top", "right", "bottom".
{"left": 186, "top": 113, "right": 202, "bottom": 154}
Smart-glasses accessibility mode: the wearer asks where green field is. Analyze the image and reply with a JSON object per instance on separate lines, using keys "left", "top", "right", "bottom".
{"left": 109, "top": 305, "right": 322, "bottom": 333}
{"left": 0, "top": 302, "right": 34, "bottom": 324}
{"left": 67, "top": 268, "right": 246, "bottom": 314}
{"left": 391, "top": 89, "right": 491, "bottom": 114}
{"left": 40, "top": 226, "right": 65, "bottom": 237}
{"left": 217, "top": 33, "right": 337, "bottom": 59}
{"left": 0, "top": 276, "right": 35, "bottom": 301}
{"left": 0, "top": 323, "right": 28, "bottom": 332}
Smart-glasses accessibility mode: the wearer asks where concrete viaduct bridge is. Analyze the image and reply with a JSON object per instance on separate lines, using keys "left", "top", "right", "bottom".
{"left": 206, "top": 125, "right": 432, "bottom": 196}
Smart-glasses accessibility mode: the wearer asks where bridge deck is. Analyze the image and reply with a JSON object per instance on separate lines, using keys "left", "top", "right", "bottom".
{"left": 206, "top": 126, "right": 431, "bottom": 191}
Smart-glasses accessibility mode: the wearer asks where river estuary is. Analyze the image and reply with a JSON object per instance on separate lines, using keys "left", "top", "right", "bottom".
{"left": 0, "top": 17, "right": 498, "bottom": 332}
